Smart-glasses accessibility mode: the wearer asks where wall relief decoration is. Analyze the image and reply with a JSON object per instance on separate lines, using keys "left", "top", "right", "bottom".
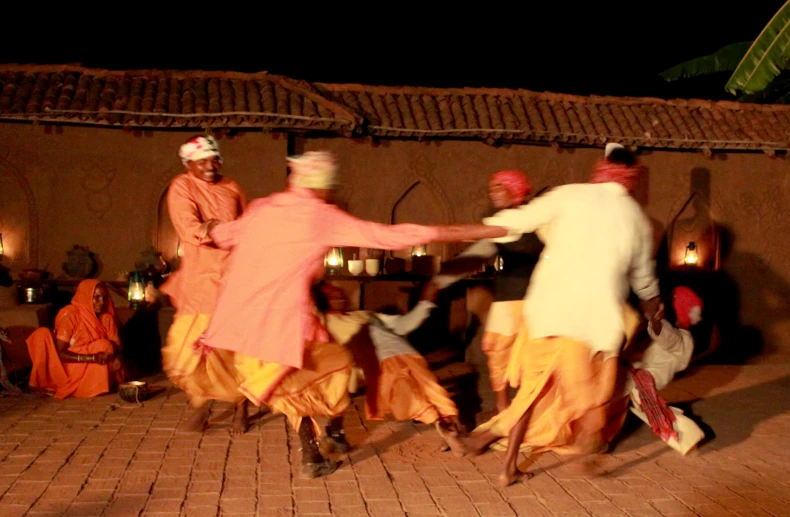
{"left": 81, "top": 165, "right": 117, "bottom": 219}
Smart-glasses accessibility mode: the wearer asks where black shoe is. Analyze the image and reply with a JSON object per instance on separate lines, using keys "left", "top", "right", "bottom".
{"left": 324, "top": 430, "right": 350, "bottom": 453}
{"left": 300, "top": 459, "right": 339, "bottom": 479}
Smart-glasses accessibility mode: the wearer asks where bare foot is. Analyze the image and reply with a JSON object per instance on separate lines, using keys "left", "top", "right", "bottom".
{"left": 497, "top": 467, "right": 532, "bottom": 487}
{"left": 184, "top": 405, "right": 209, "bottom": 432}
{"left": 231, "top": 403, "right": 248, "bottom": 437}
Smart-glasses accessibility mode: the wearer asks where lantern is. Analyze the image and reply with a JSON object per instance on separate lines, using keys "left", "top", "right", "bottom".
{"left": 494, "top": 254, "right": 504, "bottom": 272}
{"left": 0, "top": 233, "right": 3, "bottom": 256}
{"left": 411, "top": 245, "right": 427, "bottom": 257}
{"left": 324, "top": 247, "right": 344, "bottom": 274}
{"left": 684, "top": 242, "right": 699, "bottom": 266}
{"left": 128, "top": 271, "right": 146, "bottom": 308}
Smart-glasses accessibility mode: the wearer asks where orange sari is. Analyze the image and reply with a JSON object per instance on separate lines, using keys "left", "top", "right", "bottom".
{"left": 26, "top": 280, "right": 122, "bottom": 399}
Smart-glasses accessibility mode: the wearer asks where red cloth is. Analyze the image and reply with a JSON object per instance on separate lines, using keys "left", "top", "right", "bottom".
{"left": 491, "top": 170, "right": 531, "bottom": 206}
{"left": 673, "top": 286, "right": 702, "bottom": 329}
{"left": 629, "top": 366, "right": 678, "bottom": 442}
{"left": 590, "top": 159, "right": 643, "bottom": 192}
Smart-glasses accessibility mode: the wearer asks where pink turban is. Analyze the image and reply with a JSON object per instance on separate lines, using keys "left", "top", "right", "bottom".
{"left": 673, "top": 286, "right": 703, "bottom": 329}
{"left": 590, "top": 159, "right": 643, "bottom": 192}
{"left": 491, "top": 170, "right": 532, "bottom": 206}
{"left": 178, "top": 135, "right": 223, "bottom": 166}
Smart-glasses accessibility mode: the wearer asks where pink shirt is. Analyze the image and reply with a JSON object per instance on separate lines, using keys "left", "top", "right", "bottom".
{"left": 203, "top": 186, "right": 440, "bottom": 368}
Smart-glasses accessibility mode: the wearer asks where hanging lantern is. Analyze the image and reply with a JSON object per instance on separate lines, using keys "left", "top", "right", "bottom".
{"left": 0, "top": 233, "right": 4, "bottom": 256}
{"left": 128, "top": 271, "right": 146, "bottom": 308}
{"left": 324, "top": 247, "right": 344, "bottom": 274}
{"left": 411, "top": 245, "right": 427, "bottom": 257}
{"left": 494, "top": 254, "right": 504, "bottom": 271}
{"left": 684, "top": 241, "right": 699, "bottom": 266}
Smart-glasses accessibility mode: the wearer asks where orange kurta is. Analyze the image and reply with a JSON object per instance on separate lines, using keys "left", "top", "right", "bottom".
{"left": 27, "top": 280, "right": 122, "bottom": 399}
{"left": 159, "top": 173, "right": 247, "bottom": 407}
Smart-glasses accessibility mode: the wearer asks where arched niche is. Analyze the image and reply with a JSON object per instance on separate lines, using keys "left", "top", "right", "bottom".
{"left": 387, "top": 174, "right": 456, "bottom": 264}
{"left": 155, "top": 186, "right": 179, "bottom": 263}
{"left": 0, "top": 157, "right": 38, "bottom": 270}
{"left": 147, "top": 166, "right": 181, "bottom": 265}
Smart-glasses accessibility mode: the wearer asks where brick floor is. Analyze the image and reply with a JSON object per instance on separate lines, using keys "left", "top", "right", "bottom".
{"left": 1, "top": 365, "right": 789, "bottom": 516}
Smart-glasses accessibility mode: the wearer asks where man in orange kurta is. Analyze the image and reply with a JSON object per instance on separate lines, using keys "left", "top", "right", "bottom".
{"left": 26, "top": 280, "right": 123, "bottom": 399}
{"left": 159, "top": 135, "right": 249, "bottom": 435}
{"left": 200, "top": 151, "right": 508, "bottom": 478}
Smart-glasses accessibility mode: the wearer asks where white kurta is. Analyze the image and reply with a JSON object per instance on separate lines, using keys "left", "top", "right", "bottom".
{"left": 370, "top": 301, "right": 436, "bottom": 361}
{"left": 482, "top": 182, "right": 659, "bottom": 358}
{"left": 626, "top": 320, "right": 694, "bottom": 393}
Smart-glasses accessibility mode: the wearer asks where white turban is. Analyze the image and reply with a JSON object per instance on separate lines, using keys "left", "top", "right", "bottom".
{"left": 179, "top": 135, "right": 223, "bottom": 165}
{"left": 604, "top": 142, "right": 625, "bottom": 157}
{"left": 287, "top": 151, "right": 339, "bottom": 189}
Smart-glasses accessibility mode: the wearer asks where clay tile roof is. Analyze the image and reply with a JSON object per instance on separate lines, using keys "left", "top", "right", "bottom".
{"left": 0, "top": 65, "right": 362, "bottom": 133}
{"left": 316, "top": 83, "right": 790, "bottom": 152}
{"left": 1, "top": 65, "right": 789, "bottom": 152}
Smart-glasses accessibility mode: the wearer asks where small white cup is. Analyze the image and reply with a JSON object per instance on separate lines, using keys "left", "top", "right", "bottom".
{"left": 365, "top": 259, "right": 380, "bottom": 276}
{"left": 348, "top": 260, "right": 364, "bottom": 276}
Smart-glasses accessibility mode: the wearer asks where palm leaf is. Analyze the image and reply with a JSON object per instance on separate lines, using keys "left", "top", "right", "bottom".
{"left": 660, "top": 42, "right": 753, "bottom": 82}
{"left": 725, "top": 1, "right": 790, "bottom": 94}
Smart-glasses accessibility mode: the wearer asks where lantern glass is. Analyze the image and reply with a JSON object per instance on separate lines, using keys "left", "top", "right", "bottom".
{"left": 684, "top": 241, "right": 699, "bottom": 266}
{"left": 411, "top": 245, "right": 427, "bottom": 257}
{"left": 324, "top": 247, "right": 344, "bottom": 274}
{"left": 128, "top": 271, "right": 146, "bottom": 307}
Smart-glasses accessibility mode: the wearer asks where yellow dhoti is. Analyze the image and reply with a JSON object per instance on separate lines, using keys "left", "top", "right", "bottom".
{"left": 481, "top": 300, "right": 524, "bottom": 392}
{"left": 477, "top": 334, "right": 629, "bottom": 455}
{"left": 161, "top": 314, "right": 245, "bottom": 408}
{"left": 374, "top": 354, "right": 458, "bottom": 424}
{"left": 234, "top": 340, "right": 353, "bottom": 431}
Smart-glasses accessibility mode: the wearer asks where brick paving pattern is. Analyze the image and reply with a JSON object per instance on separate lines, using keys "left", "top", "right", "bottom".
{"left": 0, "top": 364, "right": 788, "bottom": 517}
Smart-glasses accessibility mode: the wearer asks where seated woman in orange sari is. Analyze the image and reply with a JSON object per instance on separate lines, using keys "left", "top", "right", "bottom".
{"left": 26, "top": 280, "right": 124, "bottom": 399}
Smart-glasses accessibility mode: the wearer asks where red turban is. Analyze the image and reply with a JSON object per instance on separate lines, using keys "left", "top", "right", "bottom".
{"left": 590, "top": 158, "right": 643, "bottom": 192}
{"left": 673, "top": 286, "right": 703, "bottom": 329}
{"left": 491, "top": 170, "right": 532, "bottom": 206}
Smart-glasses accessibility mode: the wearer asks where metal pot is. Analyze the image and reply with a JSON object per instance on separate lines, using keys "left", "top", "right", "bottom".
{"left": 119, "top": 381, "right": 149, "bottom": 404}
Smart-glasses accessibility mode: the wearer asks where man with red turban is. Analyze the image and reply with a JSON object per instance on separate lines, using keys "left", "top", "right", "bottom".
{"left": 457, "top": 145, "right": 662, "bottom": 486}
{"left": 435, "top": 169, "right": 545, "bottom": 413}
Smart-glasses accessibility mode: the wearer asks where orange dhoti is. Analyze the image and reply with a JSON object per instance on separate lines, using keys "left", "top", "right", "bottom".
{"left": 234, "top": 340, "right": 353, "bottom": 431}
{"left": 372, "top": 354, "right": 458, "bottom": 424}
{"left": 476, "top": 331, "right": 628, "bottom": 455}
{"left": 26, "top": 328, "right": 121, "bottom": 399}
{"left": 161, "top": 314, "right": 245, "bottom": 408}
{"left": 482, "top": 300, "right": 525, "bottom": 392}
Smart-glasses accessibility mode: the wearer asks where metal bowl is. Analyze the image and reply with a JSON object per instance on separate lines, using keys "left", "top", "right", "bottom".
{"left": 118, "top": 381, "right": 149, "bottom": 403}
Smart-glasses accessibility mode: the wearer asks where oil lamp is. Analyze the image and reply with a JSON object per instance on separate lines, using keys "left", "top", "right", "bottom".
{"left": 324, "top": 247, "right": 344, "bottom": 274}
{"left": 411, "top": 245, "right": 427, "bottom": 257}
{"left": 684, "top": 241, "right": 699, "bottom": 266}
{"left": 128, "top": 271, "right": 146, "bottom": 308}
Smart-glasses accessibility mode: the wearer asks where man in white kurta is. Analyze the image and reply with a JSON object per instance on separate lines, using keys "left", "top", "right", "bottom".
{"left": 482, "top": 178, "right": 660, "bottom": 362}
{"left": 460, "top": 145, "right": 662, "bottom": 486}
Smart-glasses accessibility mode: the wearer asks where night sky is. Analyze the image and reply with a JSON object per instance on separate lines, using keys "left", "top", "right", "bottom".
{"left": 0, "top": 2, "right": 785, "bottom": 101}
